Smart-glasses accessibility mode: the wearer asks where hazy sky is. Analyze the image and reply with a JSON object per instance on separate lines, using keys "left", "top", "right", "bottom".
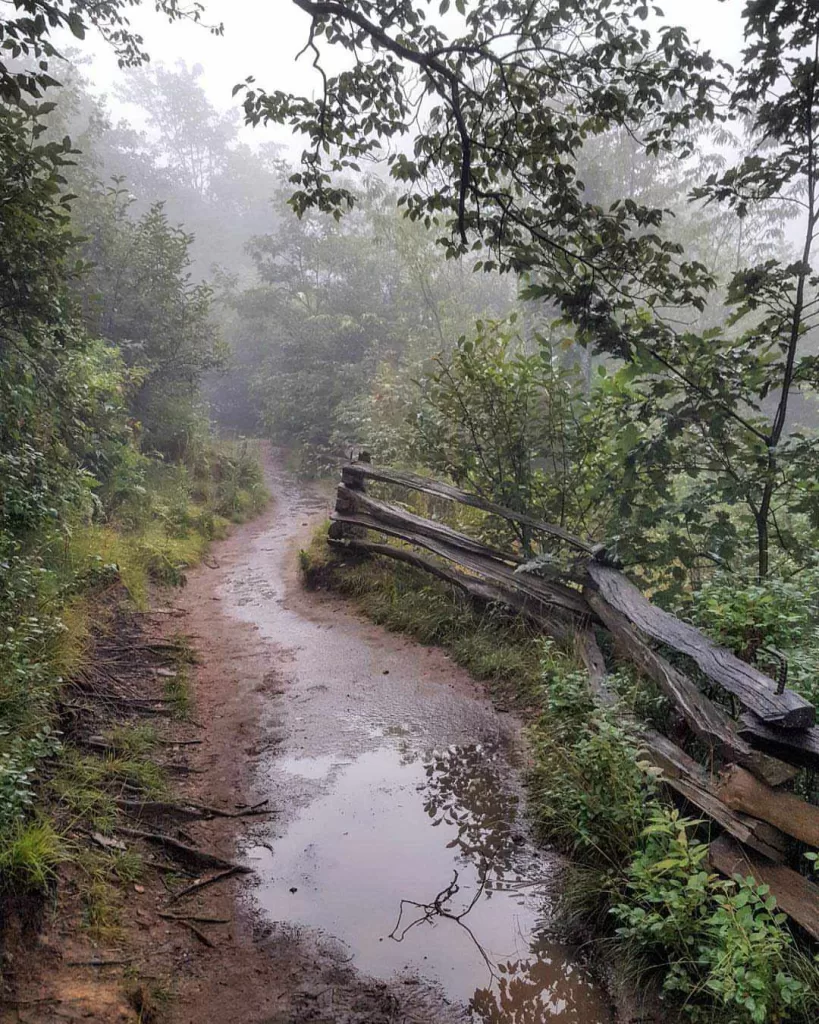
{"left": 69, "top": 0, "right": 746, "bottom": 150}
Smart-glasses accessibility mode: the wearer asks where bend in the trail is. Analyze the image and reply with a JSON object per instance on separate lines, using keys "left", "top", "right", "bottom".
{"left": 182, "top": 451, "right": 612, "bottom": 1024}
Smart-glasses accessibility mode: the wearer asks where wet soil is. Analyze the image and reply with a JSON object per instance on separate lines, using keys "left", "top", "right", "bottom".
{"left": 176, "top": 453, "right": 611, "bottom": 1023}
{"left": 1, "top": 451, "right": 613, "bottom": 1024}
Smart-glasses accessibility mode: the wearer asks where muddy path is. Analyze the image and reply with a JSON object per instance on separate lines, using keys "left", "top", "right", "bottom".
{"left": 169, "top": 452, "right": 612, "bottom": 1024}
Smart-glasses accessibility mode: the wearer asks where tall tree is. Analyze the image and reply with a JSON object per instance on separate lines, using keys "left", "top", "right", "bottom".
{"left": 243, "top": 0, "right": 819, "bottom": 578}
{"left": 240, "top": 0, "right": 725, "bottom": 337}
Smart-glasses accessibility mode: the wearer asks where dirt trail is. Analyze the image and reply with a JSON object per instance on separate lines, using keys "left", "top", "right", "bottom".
{"left": 0, "top": 451, "right": 613, "bottom": 1024}
{"left": 162, "top": 451, "right": 612, "bottom": 1024}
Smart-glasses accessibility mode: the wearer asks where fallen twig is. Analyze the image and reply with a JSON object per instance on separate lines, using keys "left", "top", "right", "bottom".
{"left": 0, "top": 998, "right": 60, "bottom": 1008}
{"left": 66, "top": 958, "right": 133, "bottom": 967}
{"left": 158, "top": 913, "right": 230, "bottom": 924}
{"left": 118, "top": 798, "right": 270, "bottom": 825}
{"left": 168, "top": 866, "right": 244, "bottom": 904}
{"left": 175, "top": 919, "right": 214, "bottom": 948}
{"left": 389, "top": 870, "right": 496, "bottom": 979}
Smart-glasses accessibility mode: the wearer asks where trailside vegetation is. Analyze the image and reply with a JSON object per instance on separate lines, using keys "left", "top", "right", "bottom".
{"left": 250, "top": 0, "right": 819, "bottom": 582}
{"left": 5, "top": 0, "right": 819, "bottom": 1018}
{"left": 273, "top": 1, "right": 819, "bottom": 1019}
{"left": 0, "top": 3, "right": 266, "bottom": 933}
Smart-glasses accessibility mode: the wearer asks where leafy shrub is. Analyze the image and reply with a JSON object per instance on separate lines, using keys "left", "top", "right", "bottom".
{"left": 686, "top": 570, "right": 819, "bottom": 706}
{"left": 612, "top": 807, "right": 813, "bottom": 1024}
{"left": 527, "top": 666, "right": 658, "bottom": 866}
{"left": 0, "top": 729, "right": 62, "bottom": 831}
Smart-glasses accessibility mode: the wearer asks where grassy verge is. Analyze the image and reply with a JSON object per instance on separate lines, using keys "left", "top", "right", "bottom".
{"left": 0, "top": 439, "right": 267, "bottom": 938}
{"left": 301, "top": 523, "right": 819, "bottom": 1024}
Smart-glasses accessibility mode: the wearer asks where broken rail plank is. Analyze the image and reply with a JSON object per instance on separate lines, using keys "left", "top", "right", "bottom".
{"left": 716, "top": 764, "right": 819, "bottom": 848}
{"left": 709, "top": 834, "right": 819, "bottom": 942}
{"left": 328, "top": 536, "right": 577, "bottom": 643}
{"left": 586, "top": 563, "right": 815, "bottom": 729}
{"left": 336, "top": 484, "right": 521, "bottom": 565}
{"left": 331, "top": 509, "right": 592, "bottom": 619}
{"left": 341, "top": 463, "right": 594, "bottom": 554}
{"left": 638, "top": 730, "right": 787, "bottom": 862}
{"left": 738, "top": 713, "right": 819, "bottom": 772}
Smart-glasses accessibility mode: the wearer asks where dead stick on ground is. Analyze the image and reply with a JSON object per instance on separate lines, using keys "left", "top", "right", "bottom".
{"left": 116, "top": 828, "right": 251, "bottom": 873}
{"left": 168, "top": 866, "right": 243, "bottom": 904}
{"left": 119, "top": 798, "right": 272, "bottom": 821}
{"left": 158, "top": 913, "right": 230, "bottom": 924}
{"left": 67, "top": 959, "right": 133, "bottom": 967}
{"left": 175, "top": 919, "right": 215, "bottom": 948}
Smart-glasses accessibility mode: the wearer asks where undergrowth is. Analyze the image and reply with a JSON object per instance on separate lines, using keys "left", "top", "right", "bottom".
{"left": 302, "top": 522, "right": 819, "bottom": 1024}
{"left": 0, "top": 438, "right": 266, "bottom": 903}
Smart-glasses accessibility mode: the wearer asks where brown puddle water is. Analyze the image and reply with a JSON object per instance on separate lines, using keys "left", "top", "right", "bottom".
{"left": 221, "top": 460, "right": 611, "bottom": 1023}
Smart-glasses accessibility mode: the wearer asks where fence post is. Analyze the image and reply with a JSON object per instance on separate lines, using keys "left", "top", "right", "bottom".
{"left": 329, "top": 454, "right": 369, "bottom": 543}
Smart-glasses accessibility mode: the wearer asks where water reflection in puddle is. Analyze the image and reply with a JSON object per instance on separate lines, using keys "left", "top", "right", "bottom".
{"left": 250, "top": 743, "right": 610, "bottom": 1022}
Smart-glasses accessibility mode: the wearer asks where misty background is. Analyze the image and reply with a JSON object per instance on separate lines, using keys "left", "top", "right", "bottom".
{"left": 40, "top": 0, "right": 773, "bottom": 469}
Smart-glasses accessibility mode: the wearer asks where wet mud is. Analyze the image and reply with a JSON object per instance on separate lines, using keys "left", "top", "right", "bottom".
{"left": 217, "top": 459, "right": 611, "bottom": 1023}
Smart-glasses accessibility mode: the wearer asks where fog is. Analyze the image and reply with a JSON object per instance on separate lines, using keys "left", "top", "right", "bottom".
{"left": 64, "top": 0, "right": 745, "bottom": 157}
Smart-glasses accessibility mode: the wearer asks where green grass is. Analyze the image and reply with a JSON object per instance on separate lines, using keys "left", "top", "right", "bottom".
{"left": 50, "top": 743, "right": 167, "bottom": 840}
{"left": 0, "top": 439, "right": 266, "bottom": 904}
{"left": 75, "top": 845, "right": 146, "bottom": 939}
{"left": 0, "top": 821, "right": 64, "bottom": 889}
{"left": 104, "top": 723, "right": 159, "bottom": 758}
{"left": 162, "top": 667, "right": 192, "bottom": 720}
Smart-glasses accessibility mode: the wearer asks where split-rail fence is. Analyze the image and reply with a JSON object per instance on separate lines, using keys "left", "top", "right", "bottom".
{"left": 328, "top": 460, "right": 819, "bottom": 940}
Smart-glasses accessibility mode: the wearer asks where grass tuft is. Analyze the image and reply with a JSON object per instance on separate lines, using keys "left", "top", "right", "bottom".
{"left": 0, "top": 821, "right": 64, "bottom": 890}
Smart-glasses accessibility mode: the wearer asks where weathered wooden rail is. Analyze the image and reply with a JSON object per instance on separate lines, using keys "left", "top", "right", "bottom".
{"left": 329, "top": 460, "right": 819, "bottom": 940}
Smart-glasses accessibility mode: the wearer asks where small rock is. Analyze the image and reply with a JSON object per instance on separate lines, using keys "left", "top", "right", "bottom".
{"left": 289, "top": 887, "right": 298, "bottom": 894}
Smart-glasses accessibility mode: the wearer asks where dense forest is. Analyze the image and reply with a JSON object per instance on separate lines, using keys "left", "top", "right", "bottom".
{"left": 3, "top": 0, "right": 819, "bottom": 1022}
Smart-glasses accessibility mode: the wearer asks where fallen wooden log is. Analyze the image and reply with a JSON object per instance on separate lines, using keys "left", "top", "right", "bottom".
{"left": 331, "top": 510, "right": 592, "bottom": 619}
{"left": 709, "top": 834, "right": 819, "bottom": 942}
{"left": 587, "top": 563, "right": 815, "bottom": 729}
{"left": 738, "top": 713, "right": 819, "bottom": 771}
{"left": 341, "top": 463, "right": 594, "bottom": 554}
{"left": 586, "top": 589, "right": 796, "bottom": 787}
{"left": 716, "top": 765, "right": 819, "bottom": 848}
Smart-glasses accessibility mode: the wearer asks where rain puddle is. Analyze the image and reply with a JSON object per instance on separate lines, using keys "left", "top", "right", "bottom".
{"left": 249, "top": 743, "right": 610, "bottom": 1022}
{"left": 218, "top": 461, "right": 611, "bottom": 1022}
